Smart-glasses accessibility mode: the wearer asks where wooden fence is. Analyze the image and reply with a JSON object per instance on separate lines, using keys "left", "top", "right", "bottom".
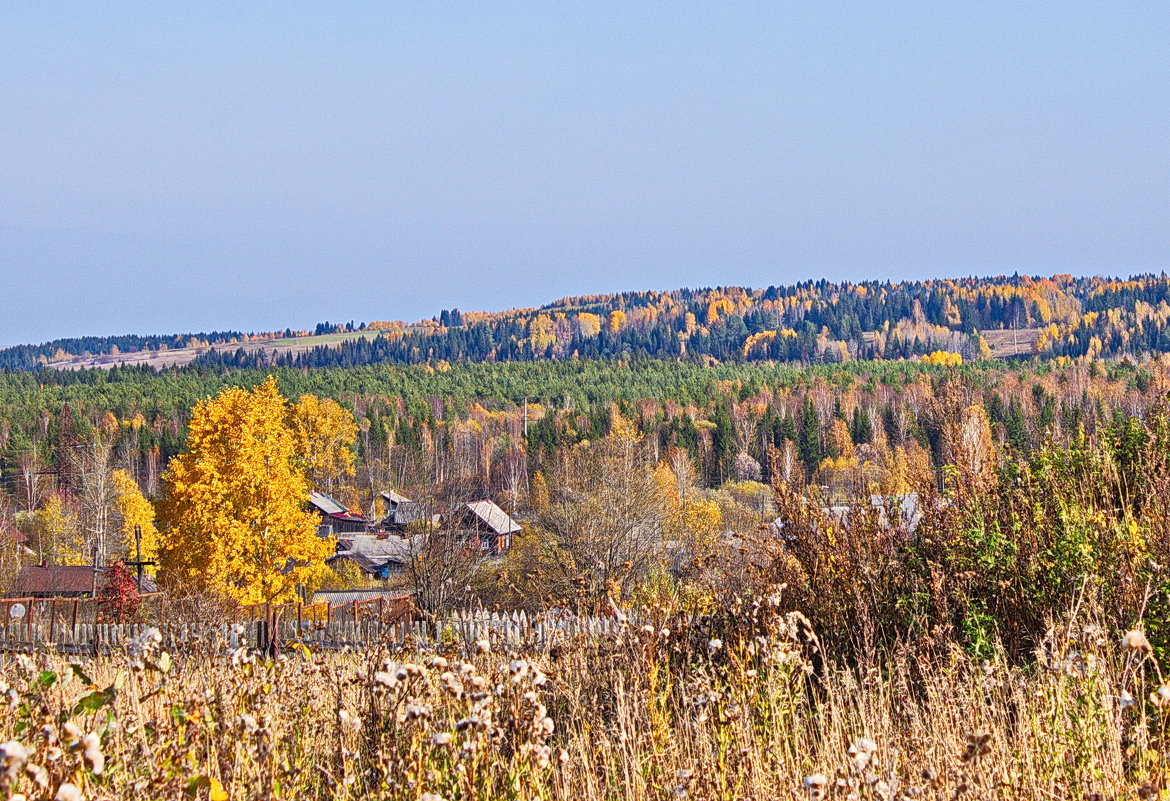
{"left": 0, "top": 609, "right": 651, "bottom": 656}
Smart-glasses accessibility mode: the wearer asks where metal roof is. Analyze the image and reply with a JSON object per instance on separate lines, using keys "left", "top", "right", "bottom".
{"left": 379, "top": 489, "right": 412, "bottom": 506}
{"left": 388, "top": 501, "right": 432, "bottom": 527}
{"left": 312, "top": 589, "right": 412, "bottom": 606}
{"left": 329, "top": 534, "right": 421, "bottom": 575}
{"left": 465, "top": 500, "right": 522, "bottom": 536}
{"left": 308, "top": 491, "right": 349, "bottom": 516}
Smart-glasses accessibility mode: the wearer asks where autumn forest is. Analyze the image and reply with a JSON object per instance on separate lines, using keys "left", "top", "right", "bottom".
{"left": 6, "top": 274, "right": 1170, "bottom": 798}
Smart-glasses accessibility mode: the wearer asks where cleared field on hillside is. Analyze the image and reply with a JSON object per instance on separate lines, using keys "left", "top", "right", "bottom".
{"left": 983, "top": 327, "right": 1039, "bottom": 357}
{"left": 47, "top": 330, "right": 384, "bottom": 371}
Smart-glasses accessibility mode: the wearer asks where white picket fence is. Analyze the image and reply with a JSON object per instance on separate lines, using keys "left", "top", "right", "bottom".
{"left": 0, "top": 610, "right": 653, "bottom": 656}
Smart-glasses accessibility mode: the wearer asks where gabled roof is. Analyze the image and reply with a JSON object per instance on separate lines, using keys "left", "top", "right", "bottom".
{"left": 380, "top": 489, "right": 412, "bottom": 506}
{"left": 9, "top": 565, "right": 157, "bottom": 597}
{"left": 329, "top": 534, "right": 421, "bottom": 574}
{"left": 387, "top": 501, "right": 431, "bottom": 527}
{"left": 308, "top": 491, "right": 349, "bottom": 516}
{"left": 464, "top": 500, "right": 521, "bottom": 536}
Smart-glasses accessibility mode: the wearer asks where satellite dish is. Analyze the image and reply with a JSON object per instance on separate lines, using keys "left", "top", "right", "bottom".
{"left": 9, "top": 603, "right": 26, "bottom": 619}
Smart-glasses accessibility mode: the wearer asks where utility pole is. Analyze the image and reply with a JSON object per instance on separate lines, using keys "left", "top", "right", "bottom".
{"left": 90, "top": 545, "right": 99, "bottom": 597}
{"left": 124, "top": 525, "right": 156, "bottom": 592}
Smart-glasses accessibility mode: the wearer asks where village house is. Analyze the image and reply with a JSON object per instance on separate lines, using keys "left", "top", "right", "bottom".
{"left": 309, "top": 491, "right": 370, "bottom": 536}
{"left": 2, "top": 520, "right": 33, "bottom": 557}
{"left": 8, "top": 564, "right": 157, "bottom": 599}
{"left": 769, "top": 493, "right": 945, "bottom": 539}
{"left": 378, "top": 490, "right": 436, "bottom": 530}
{"left": 328, "top": 533, "right": 420, "bottom": 579}
{"left": 448, "top": 499, "right": 521, "bottom": 555}
{"left": 321, "top": 490, "right": 521, "bottom": 589}
{"left": 375, "top": 491, "right": 519, "bottom": 554}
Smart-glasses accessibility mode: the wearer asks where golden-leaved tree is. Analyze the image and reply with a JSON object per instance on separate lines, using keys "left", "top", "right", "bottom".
{"left": 111, "top": 469, "right": 158, "bottom": 570}
{"left": 16, "top": 494, "right": 83, "bottom": 565}
{"left": 287, "top": 394, "right": 358, "bottom": 494}
{"left": 159, "top": 377, "right": 330, "bottom": 604}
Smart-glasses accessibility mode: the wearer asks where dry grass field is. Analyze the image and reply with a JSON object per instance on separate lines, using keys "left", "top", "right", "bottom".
{"left": 980, "top": 328, "right": 1040, "bottom": 359}
{"left": 1, "top": 596, "right": 1164, "bottom": 801}
{"left": 46, "top": 330, "right": 384, "bottom": 371}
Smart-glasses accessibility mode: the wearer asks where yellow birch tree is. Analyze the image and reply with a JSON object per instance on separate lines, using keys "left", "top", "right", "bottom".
{"left": 111, "top": 469, "right": 159, "bottom": 570}
{"left": 159, "top": 377, "right": 329, "bottom": 604}
{"left": 287, "top": 394, "right": 358, "bottom": 493}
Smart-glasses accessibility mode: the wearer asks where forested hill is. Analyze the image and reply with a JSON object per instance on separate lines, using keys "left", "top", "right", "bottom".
{"left": 5, "top": 273, "right": 1170, "bottom": 371}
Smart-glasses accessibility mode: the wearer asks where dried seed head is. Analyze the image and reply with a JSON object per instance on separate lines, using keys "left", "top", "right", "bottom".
{"left": 25, "top": 762, "right": 49, "bottom": 790}
{"left": 1122, "top": 630, "right": 1152, "bottom": 654}
{"left": 62, "top": 723, "right": 82, "bottom": 749}
{"left": 54, "top": 783, "right": 83, "bottom": 801}
{"left": 803, "top": 773, "right": 828, "bottom": 800}
{"left": 848, "top": 738, "right": 878, "bottom": 772}
{"left": 338, "top": 709, "right": 362, "bottom": 733}
{"left": 0, "top": 740, "right": 29, "bottom": 775}
{"left": 79, "top": 733, "right": 103, "bottom": 775}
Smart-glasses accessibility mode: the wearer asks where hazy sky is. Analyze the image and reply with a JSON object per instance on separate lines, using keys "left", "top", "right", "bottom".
{"left": 2, "top": 3, "right": 1168, "bottom": 346}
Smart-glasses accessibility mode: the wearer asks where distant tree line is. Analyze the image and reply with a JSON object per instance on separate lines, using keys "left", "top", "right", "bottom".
{"left": 8, "top": 274, "right": 1170, "bottom": 371}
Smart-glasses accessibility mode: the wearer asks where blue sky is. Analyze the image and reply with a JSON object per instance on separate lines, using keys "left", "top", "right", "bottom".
{"left": 1, "top": 3, "right": 1168, "bottom": 346}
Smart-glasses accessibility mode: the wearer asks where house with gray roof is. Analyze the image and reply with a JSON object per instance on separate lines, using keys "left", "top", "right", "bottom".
{"left": 451, "top": 499, "right": 521, "bottom": 555}
{"left": 328, "top": 534, "right": 421, "bottom": 579}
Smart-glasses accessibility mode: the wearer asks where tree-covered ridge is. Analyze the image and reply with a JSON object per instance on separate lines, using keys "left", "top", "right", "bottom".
{"left": 0, "top": 331, "right": 252, "bottom": 370}
{"left": 201, "top": 273, "right": 1170, "bottom": 369}
{"left": 6, "top": 273, "right": 1170, "bottom": 371}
